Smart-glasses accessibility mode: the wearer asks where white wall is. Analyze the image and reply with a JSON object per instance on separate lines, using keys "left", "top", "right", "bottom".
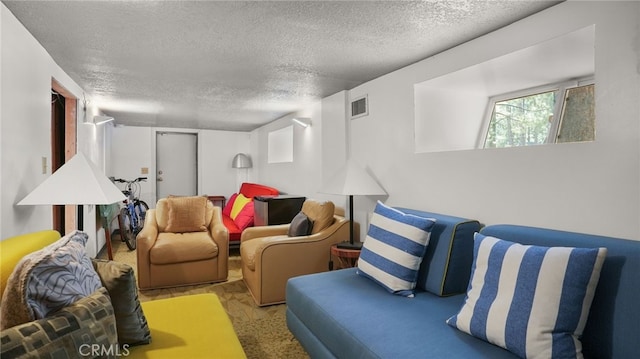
{"left": 0, "top": 4, "right": 108, "bottom": 254}
{"left": 321, "top": 91, "right": 348, "bottom": 184}
{"left": 109, "top": 126, "right": 250, "bottom": 206}
{"left": 319, "top": 91, "right": 350, "bottom": 209}
{"left": 346, "top": 1, "right": 639, "bottom": 240}
{"left": 200, "top": 129, "right": 251, "bottom": 196}
{"left": 108, "top": 126, "right": 155, "bottom": 206}
{"left": 250, "top": 101, "right": 342, "bottom": 202}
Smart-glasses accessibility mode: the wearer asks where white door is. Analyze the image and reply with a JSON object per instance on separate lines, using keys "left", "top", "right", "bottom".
{"left": 156, "top": 132, "right": 197, "bottom": 200}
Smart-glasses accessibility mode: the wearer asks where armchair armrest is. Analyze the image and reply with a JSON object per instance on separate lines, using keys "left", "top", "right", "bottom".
{"left": 136, "top": 209, "right": 159, "bottom": 289}
{"left": 241, "top": 224, "right": 289, "bottom": 243}
{"left": 209, "top": 206, "right": 229, "bottom": 279}
{"left": 256, "top": 216, "right": 354, "bottom": 253}
{"left": 210, "top": 206, "right": 229, "bottom": 248}
{"left": 137, "top": 210, "right": 159, "bottom": 251}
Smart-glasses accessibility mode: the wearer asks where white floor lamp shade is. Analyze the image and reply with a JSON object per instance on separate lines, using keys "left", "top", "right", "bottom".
{"left": 321, "top": 159, "right": 387, "bottom": 249}
{"left": 18, "top": 153, "right": 126, "bottom": 230}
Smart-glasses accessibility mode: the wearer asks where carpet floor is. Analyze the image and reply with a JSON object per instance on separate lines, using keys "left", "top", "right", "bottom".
{"left": 100, "top": 236, "right": 309, "bottom": 359}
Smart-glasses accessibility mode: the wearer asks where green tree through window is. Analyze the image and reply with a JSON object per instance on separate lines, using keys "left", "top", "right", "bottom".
{"left": 483, "top": 81, "right": 594, "bottom": 148}
{"left": 485, "top": 91, "right": 556, "bottom": 148}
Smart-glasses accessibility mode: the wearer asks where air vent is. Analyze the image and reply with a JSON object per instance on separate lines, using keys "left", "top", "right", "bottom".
{"left": 351, "top": 95, "right": 368, "bottom": 119}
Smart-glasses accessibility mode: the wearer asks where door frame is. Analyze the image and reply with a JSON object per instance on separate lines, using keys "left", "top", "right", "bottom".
{"left": 51, "top": 79, "right": 77, "bottom": 234}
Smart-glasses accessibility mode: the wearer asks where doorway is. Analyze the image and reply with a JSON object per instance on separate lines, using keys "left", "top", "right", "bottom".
{"left": 156, "top": 132, "right": 197, "bottom": 200}
{"left": 51, "top": 90, "right": 65, "bottom": 233}
{"left": 51, "top": 79, "right": 77, "bottom": 234}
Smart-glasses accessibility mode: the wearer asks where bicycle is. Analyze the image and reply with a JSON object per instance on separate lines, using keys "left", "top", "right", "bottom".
{"left": 113, "top": 177, "right": 149, "bottom": 250}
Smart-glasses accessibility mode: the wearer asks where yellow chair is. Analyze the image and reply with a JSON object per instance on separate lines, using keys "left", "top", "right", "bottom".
{"left": 137, "top": 196, "right": 228, "bottom": 290}
{"left": 0, "top": 230, "right": 61, "bottom": 299}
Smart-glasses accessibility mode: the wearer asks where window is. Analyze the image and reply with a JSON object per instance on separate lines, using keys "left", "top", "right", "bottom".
{"left": 413, "top": 25, "right": 595, "bottom": 153}
{"left": 557, "top": 84, "right": 595, "bottom": 143}
{"left": 482, "top": 81, "right": 594, "bottom": 148}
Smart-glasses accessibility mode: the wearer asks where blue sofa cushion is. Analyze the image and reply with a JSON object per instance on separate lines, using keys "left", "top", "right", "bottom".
{"left": 357, "top": 202, "right": 435, "bottom": 297}
{"left": 480, "top": 225, "right": 640, "bottom": 359}
{"left": 287, "top": 269, "right": 517, "bottom": 359}
{"left": 395, "top": 208, "right": 481, "bottom": 296}
{"left": 447, "top": 233, "right": 606, "bottom": 359}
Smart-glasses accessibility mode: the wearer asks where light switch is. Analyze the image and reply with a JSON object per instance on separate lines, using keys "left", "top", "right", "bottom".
{"left": 141, "top": 167, "right": 149, "bottom": 174}
{"left": 42, "top": 157, "right": 47, "bottom": 174}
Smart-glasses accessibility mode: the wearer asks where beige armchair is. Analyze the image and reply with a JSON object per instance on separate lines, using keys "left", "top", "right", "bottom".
{"left": 240, "top": 200, "right": 357, "bottom": 306}
{"left": 137, "top": 196, "right": 228, "bottom": 290}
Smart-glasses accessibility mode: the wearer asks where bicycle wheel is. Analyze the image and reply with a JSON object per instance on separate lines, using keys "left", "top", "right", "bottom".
{"left": 119, "top": 207, "right": 137, "bottom": 250}
{"left": 134, "top": 200, "right": 149, "bottom": 231}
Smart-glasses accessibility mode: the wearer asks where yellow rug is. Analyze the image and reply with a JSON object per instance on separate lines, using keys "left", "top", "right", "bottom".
{"left": 129, "top": 294, "right": 246, "bottom": 359}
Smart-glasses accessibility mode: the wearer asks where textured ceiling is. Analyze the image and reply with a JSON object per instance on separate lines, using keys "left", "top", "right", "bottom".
{"left": 3, "top": 1, "right": 560, "bottom": 131}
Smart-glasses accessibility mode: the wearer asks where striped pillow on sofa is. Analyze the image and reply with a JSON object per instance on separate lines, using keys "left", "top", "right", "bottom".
{"left": 357, "top": 201, "right": 435, "bottom": 297}
{"left": 447, "top": 233, "right": 606, "bottom": 359}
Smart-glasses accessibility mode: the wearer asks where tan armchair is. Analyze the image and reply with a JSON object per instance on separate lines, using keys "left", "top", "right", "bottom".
{"left": 137, "top": 196, "right": 228, "bottom": 290}
{"left": 240, "top": 200, "right": 357, "bottom": 306}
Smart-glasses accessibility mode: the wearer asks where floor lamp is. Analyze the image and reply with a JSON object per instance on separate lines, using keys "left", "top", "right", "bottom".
{"left": 232, "top": 153, "right": 252, "bottom": 187}
{"left": 321, "top": 160, "right": 387, "bottom": 250}
{"left": 18, "top": 153, "right": 126, "bottom": 232}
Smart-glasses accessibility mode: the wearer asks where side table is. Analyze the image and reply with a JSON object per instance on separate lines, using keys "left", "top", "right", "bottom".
{"left": 207, "top": 195, "right": 226, "bottom": 209}
{"left": 330, "top": 244, "right": 361, "bottom": 270}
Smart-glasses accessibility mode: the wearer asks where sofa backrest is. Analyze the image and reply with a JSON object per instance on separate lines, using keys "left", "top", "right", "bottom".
{"left": 239, "top": 182, "right": 279, "bottom": 199}
{"left": 480, "top": 224, "right": 640, "bottom": 359}
{"left": 0, "top": 230, "right": 61, "bottom": 298}
{"left": 394, "top": 208, "right": 481, "bottom": 296}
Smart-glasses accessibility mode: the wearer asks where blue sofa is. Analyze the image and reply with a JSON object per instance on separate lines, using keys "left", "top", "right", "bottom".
{"left": 286, "top": 209, "right": 640, "bottom": 358}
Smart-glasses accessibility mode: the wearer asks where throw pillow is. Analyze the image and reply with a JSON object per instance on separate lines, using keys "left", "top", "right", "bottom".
{"left": 288, "top": 211, "right": 314, "bottom": 237}
{"left": 446, "top": 233, "right": 607, "bottom": 359}
{"left": 92, "top": 259, "right": 151, "bottom": 346}
{"left": 0, "top": 231, "right": 103, "bottom": 330}
{"left": 357, "top": 201, "right": 436, "bottom": 297}
{"left": 165, "top": 196, "right": 208, "bottom": 232}
{"left": 230, "top": 193, "right": 252, "bottom": 220}
{"left": 233, "top": 200, "right": 255, "bottom": 231}
{"left": 0, "top": 287, "right": 118, "bottom": 358}
{"left": 223, "top": 193, "right": 238, "bottom": 217}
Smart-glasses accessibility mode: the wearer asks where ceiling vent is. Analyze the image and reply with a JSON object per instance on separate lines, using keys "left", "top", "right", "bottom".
{"left": 351, "top": 95, "right": 368, "bottom": 119}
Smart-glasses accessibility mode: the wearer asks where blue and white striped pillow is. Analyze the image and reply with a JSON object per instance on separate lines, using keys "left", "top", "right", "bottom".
{"left": 357, "top": 201, "right": 436, "bottom": 297}
{"left": 447, "top": 233, "right": 607, "bottom": 359}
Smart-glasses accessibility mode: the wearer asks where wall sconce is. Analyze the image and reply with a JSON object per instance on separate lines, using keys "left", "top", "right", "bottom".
{"left": 292, "top": 117, "right": 311, "bottom": 128}
{"left": 93, "top": 115, "right": 115, "bottom": 125}
{"left": 231, "top": 153, "right": 253, "bottom": 169}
